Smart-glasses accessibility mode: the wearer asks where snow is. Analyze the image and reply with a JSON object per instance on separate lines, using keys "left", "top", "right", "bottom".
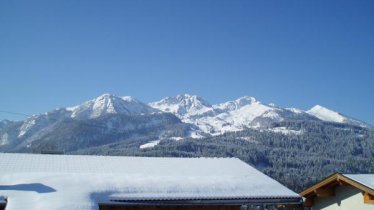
{"left": 0, "top": 133, "right": 9, "bottom": 146}
{"left": 261, "top": 110, "right": 283, "bottom": 120}
{"left": 150, "top": 95, "right": 284, "bottom": 136}
{"left": 213, "top": 96, "right": 257, "bottom": 111}
{"left": 285, "top": 108, "right": 304, "bottom": 114}
{"left": 218, "top": 100, "right": 271, "bottom": 123}
{"left": 344, "top": 174, "right": 374, "bottom": 190}
{"left": 0, "top": 153, "right": 299, "bottom": 210}
{"left": 149, "top": 94, "right": 215, "bottom": 119}
{"left": 238, "top": 137, "right": 258, "bottom": 144}
{"left": 206, "top": 100, "right": 282, "bottom": 134}
{"left": 269, "top": 127, "right": 303, "bottom": 135}
{"left": 18, "top": 118, "right": 36, "bottom": 137}
{"left": 188, "top": 131, "right": 205, "bottom": 138}
{"left": 139, "top": 140, "right": 161, "bottom": 149}
{"left": 307, "top": 105, "right": 367, "bottom": 127}
{"left": 307, "top": 105, "right": 346, "bottom": 123}
{"left": 68, "top": 94, "right": 157, "bottom": 119}
{"left": 169, "top": 137, "right": 183, "bottom": 141}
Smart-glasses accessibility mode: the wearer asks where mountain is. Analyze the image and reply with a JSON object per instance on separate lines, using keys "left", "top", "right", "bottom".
{"left": 149, "top": 95, "right": 280, "bottom": 134}
{"left": 307, "top": 105, "right": 367, "bottom": 127}
{"left": 0, "top": 93, "right": 371, "bottom": 150}
{"left": 16, "top": 94, "right": 159, "bottom": 139}
{"left": 0, "top": 94, "right": 191, "bottom": 152}
{"left": 149, "top": 94, "right": 216, "bottom": 120}
{"left": 1, "top": 93, "right": 370, "bottom": 148}
{"left": 149, "top": 95, "right": 350, "bottom": 135}
{"left": 213, "top": 96, "right": 257, "bottom": 111}
{"left": 18, "top": 113, "right": 189, "bottom": 153}
{"left": 68, "top": 93, "right": 158, "bottom": 119}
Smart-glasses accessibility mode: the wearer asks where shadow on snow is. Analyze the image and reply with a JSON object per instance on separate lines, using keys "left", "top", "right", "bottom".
{"left": 0, "top": 183, "right": 56, "bottom": 193}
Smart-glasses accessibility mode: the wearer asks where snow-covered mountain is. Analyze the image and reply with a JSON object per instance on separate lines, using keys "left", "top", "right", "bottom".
{"left": 306, "top": 105, "right": 367, "bottom": 127}
{"left": 0, "top": 94, "right": 180, "bottom": 151}
{"left": 0, "top": 93, "right": 370, "bottom": 152}
{"left": 149, "top": 94, "right": 216, "bottom": 119}
{"left": 213, "top": 96, "right": 257, "bottom": 111}
{"left": 67, "top": 93, "right": 157, "bottom": 119}
{"left": 17, "top": 94, "right": 158, "bottom": 138}
{"left": 149, "top": 95, "right": 329, "bottom": 135}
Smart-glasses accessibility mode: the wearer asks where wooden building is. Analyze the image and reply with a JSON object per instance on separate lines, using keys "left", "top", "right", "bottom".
{"left": 0, "top": 153, "right": 302, "bottom": 210}
{"left": 300, "top": 173, "right": 374, "bottom": 210}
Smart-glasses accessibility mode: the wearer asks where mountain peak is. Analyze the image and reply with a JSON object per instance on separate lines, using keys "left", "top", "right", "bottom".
{"left": 175, "top": 94, "right": 210, "bottom": 105}
{"left": 149, "top": 94, "right": 213, "bottom": 118}
{"left": 97, "top": 93, "right": 114, "bottom": 98}
{"left": 67, "top": 94, "right": 156, "bottom": 119}
{"left": 235, "top": 96, "right": 257, "bottom": 105}
{"left": 92, "top": 93, "right": 122, "bottom": 102}
{"left": 309, "top": 104, "right": 326, "bottom": 111}
{"left": 121, "top": 96, "right": 138, "bottom": 102}
{"left": 151, "top": 94, "right": 211, "bottom": 106}
{"left": 305, "top": 105, "right": 368, "bottom": 127}
{"left": 307, "top": 105, "right": 345, "bottom": 123}
{"left": 214, "top": 96, "right": 259, "bottom": 112}
{"left": 176, "top": 93, "right": 194, "bottom": 98}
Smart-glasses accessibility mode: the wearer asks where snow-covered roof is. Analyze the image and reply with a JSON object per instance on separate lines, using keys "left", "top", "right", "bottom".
{"left": 344, "top": 174, "right": 374, "bottom": 190}
{"left": 0, "top": 153, "right": 300, "bottom": 210}
{"left": 300, "top": 173, "right": 374, "bottom": 201}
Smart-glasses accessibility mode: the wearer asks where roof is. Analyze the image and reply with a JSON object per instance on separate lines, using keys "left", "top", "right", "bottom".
{"left": 344, "top": 174, "right": 374, "bottom": 190}
{"left": 300, "top": 173, "right": 374, "bottom": 198}
{"left": 0, "top": 153, "right": 300, "bottom": 210}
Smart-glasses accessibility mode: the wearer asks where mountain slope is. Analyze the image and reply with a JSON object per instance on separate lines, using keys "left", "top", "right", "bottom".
{"left": 0, "top": 94, "right": 191, "bottom": 151}
{"left": 307, "top": 105, "right": 368, "bottom": 127}
{"left": 150, "top": 95, "right": 327, "bottom": 135}
{"left": 19, "top": 113, "right": 189, "bottom": 153}
{"left": 149, "top": 95, "right": 279, "bottom": 134}
{"left": 0, "top": 93, "right": 370, "bottom": 151}
{"left": 68, "top": 93, "right": 157, "bottom": 119}
{"left": 149, "top": 94, "right": 216, "bottom": 119}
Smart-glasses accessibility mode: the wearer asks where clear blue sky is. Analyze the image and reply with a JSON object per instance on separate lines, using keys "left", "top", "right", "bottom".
{"left": 1, "top": 0, "right": 373, "bottom": 124}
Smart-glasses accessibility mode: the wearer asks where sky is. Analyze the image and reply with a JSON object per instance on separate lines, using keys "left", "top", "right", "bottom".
{"left": 0, "top": 0, "right": 373, "bottom": 124}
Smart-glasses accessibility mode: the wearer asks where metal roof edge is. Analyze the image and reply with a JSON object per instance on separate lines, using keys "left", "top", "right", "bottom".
{"left": 100, "top": 197, "right": 303, "bottom": 206}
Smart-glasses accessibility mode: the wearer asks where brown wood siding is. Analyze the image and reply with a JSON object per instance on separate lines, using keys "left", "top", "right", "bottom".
{"left": 364, "top": 192, "right": 374, "bottom": 204}
{"left": 99, "top": 205, "right": 241, "bottom": 210}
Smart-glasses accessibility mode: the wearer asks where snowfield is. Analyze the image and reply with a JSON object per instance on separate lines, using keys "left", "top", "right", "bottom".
{"left": 139, "top": 140, "right": 161, "bottom": 149}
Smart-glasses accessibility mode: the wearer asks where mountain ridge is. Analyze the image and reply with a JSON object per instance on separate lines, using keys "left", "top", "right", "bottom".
{"left": 0, "top": 93, "right": 371, "bottom": 149}
{"left": 1, "top": 93, "right": 371, "bottom": 137}
{"left": 149, "top": 94, "right": 370, "bottom": 135}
